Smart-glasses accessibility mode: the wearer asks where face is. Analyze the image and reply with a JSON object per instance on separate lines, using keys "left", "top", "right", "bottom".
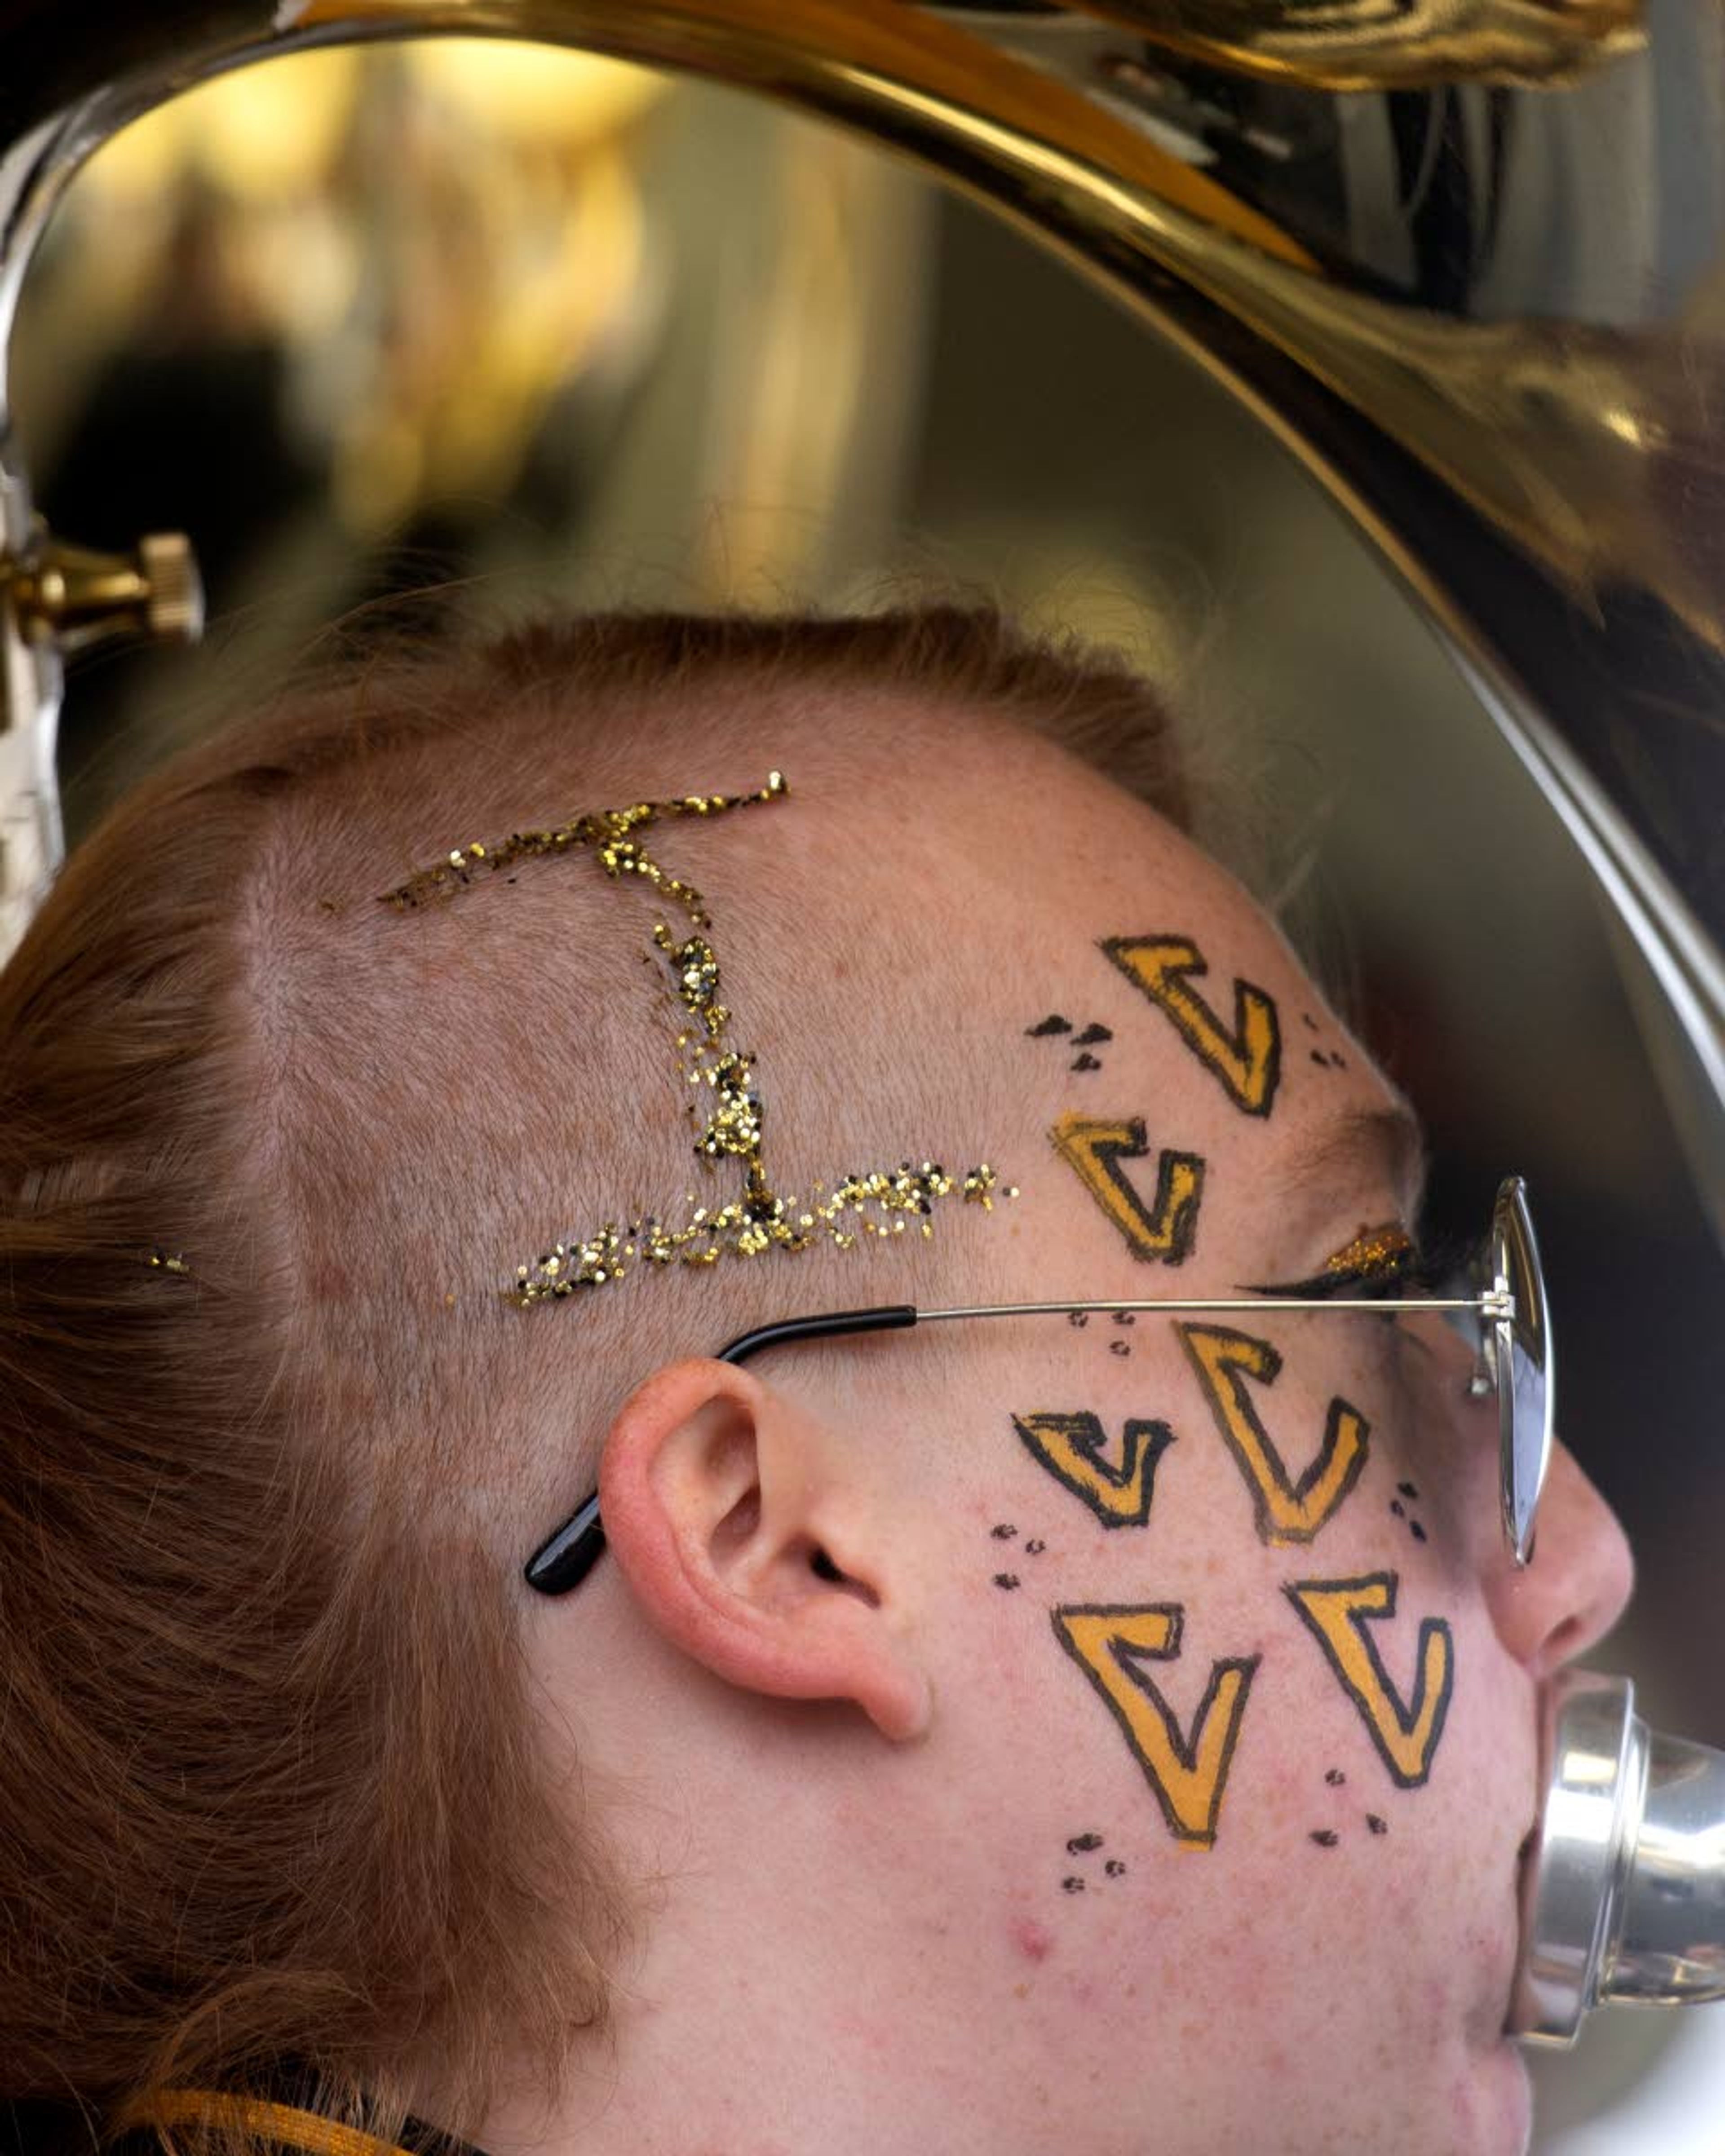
{"left": 739, "top": 729, "right": 1634, "bottom": 2156}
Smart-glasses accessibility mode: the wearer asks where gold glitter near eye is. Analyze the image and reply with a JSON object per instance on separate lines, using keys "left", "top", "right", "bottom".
{"left": 146, "top": 1249, "right": 190, "bottom": 1277}
{"left": 1325, "top": 1224, "right": 1414, "bottom": 1280}
{"left": 380, "top": 770, "right": 1012, "bottom": 1306}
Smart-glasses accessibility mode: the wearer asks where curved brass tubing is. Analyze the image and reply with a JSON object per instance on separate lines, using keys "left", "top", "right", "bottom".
{"left": 0, "top": 0, "right": 1721, "bottom": 1210}
{"left": 1017, "top": 0, "right": 1646, "bottom": 92}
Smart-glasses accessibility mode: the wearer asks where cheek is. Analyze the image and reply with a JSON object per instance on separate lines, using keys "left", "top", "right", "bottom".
{"left": 1371, "top": 1320, "right": 1506, "bottom": 1567}
{"left": 929, "top": 1360, "right": 1536, "bottom": 2090}
{"left": 926, "top": 1580, "right": 1533, "bottom": 2152}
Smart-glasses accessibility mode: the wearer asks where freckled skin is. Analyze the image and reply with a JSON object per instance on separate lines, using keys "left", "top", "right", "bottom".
{"left": 506, "top": 714, "right": 1632, "bottom": 2156}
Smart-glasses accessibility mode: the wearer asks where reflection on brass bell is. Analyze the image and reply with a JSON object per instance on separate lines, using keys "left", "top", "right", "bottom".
{"left": 9, "top": 527, "right": 204, "bottom": 658}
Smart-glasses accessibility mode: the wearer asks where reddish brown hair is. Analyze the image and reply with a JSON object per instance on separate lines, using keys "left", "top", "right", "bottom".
{"left": 0, "top": 606, "right": 1186, "bottom": 2153}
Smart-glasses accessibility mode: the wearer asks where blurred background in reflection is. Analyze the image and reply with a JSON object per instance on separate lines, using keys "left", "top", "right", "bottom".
{"left": 11, "top": 43, "right": 1724, "bottom": 2149}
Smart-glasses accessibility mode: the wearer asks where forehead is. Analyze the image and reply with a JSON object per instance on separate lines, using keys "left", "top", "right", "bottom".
{"left": 724, "top": 712, "right": 1419, "bottom": 1293}
{"left": 775, "top": 698, "right": 1274, "bottom": 963}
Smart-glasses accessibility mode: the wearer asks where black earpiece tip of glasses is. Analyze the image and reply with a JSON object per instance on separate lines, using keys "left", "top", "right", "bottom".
{"left": 525, "top": 1493, "right": 606, "bottom": 1596}
{"left": 717, "top": 1303, "right": 918, "bottom": 1365}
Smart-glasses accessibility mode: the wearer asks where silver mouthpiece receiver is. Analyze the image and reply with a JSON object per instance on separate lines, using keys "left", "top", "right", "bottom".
{"left": 1513, "top": 1669, "right": 1725, "bottom": 2044}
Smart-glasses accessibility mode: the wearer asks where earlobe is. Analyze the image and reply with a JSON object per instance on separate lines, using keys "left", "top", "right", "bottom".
{"left": 596, "top": 1358, "right": 932, "bottom": 1741}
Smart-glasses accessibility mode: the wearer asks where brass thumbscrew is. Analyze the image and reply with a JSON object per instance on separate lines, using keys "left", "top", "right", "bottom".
{"left": 8, "top": 524, "right": 203, "bottom": 657}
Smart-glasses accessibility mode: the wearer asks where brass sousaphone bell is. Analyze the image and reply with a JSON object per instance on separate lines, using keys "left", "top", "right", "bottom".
{"left": 2, "top": 0, "right": 1724, "bottom": 2054}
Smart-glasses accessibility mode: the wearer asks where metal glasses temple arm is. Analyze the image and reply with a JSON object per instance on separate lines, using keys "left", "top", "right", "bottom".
{"left": 918, "top": 1294, "right": 1501, "bottom": 1321}
{"left": 521, "top": 1288, "right": 1509, "bottom": 1596}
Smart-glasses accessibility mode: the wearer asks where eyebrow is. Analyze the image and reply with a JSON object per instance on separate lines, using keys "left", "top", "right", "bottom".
{"left": 1270, "top": 1104, "right": 1429, "bottom": 1225}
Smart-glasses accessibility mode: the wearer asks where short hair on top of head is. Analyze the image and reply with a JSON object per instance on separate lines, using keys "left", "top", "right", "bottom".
{"left": 0, "top": 602, "right": 1190, "bottom": 2155}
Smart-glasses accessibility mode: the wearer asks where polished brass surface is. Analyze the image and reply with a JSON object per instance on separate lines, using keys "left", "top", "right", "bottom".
{"left": 10, "top": 528, "right": 204, "bottom": 656}
{"left": 0, "top": 0, "right": 1721, "bottom": 1221}
{"left": 993, "top": 0, "right": 1646, "bottom": 90}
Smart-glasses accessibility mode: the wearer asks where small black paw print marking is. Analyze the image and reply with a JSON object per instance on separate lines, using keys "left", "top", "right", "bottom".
{"left": 1111, "top": 1311, "right": 1136, "bottom": 1327}
{"left": 993, "top": 1573, "right": 1021, "bottom": 1591}
{"left": 991, "top": 1523, "right": 1018, "bottom": 1540}
{"left": 1025, "top": 1538, "right": 1046, "bottom": 1556}
{"left": 1109, "top": 1339, "right": 1131, "bottom": 1357}
{"left": 1309, "top": 1829, "right": 1340, "bottom": 1848}
{"left": 1104, "top": 1859, "right": 1127, "bottom": 1878}
{"left": 1324, "top": 1768, "right": 1346, "bottom": 1788}
{"left": 1062, "top": 1876, "right": 1086, "bottom": 1894}
{"left": 1068, "top": 1310, "right": 1090, "bottom": 1330}
{"left": 1066, "top": 1832, "right": 1104, "bottom": 1854}
{"left": 1392, "top": 1484, "right": 1428, "bottom": 1544}
{"left": 1031, "top": 1014, "right": 1110, "bottom": 1071}
{"left": 1367, "top": 1815, "right": 1389, "bottom": 1837}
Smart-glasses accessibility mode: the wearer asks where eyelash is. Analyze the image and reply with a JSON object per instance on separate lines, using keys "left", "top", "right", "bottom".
{"left": 1253, "top": 1229, "right": 1477, "bottom": 1304}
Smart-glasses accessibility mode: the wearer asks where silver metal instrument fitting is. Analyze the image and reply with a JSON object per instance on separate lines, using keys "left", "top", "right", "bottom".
{"left": 1514, "top": 1670, "right": 1725, "bottom": 2043}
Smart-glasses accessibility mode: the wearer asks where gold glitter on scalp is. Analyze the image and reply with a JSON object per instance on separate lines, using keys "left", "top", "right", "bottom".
{"left": 146, "top": 1249, "right": 190, "bottom": 1277}
{"left": 380, "top": 771, "right": 1014, "bottom": 1307}
{"left": 1325, "top": 1224, "right": 1414, "bottom": 1280}
{"left": 380, "top": 772, "right": 788, "bottom": 919}
{"left": 510, "top": 1162, "right": 1011, "bottom": 1308}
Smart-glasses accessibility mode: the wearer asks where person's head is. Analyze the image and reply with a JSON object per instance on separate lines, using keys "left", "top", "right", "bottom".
{"left": 0, "top": 606, "right": 1630, "bottom": 2156}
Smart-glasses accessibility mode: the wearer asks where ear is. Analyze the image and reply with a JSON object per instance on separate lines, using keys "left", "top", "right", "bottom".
{"left": 596, "top": 1357, "right": 932, "bottom": 1741}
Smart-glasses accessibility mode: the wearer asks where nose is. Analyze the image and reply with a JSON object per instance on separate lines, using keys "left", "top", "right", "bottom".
{"left": 1481, "top": 1437, "right": 1635, "bottom": 1680}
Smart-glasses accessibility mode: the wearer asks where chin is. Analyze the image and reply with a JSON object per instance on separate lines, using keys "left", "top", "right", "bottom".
{"left": 1457, "top": 2039, "right": 1534, "bottom": 2156}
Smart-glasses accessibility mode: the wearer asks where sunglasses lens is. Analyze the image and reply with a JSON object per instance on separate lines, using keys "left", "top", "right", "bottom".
{"left": 1492, "top": 1177, "right": 1554, "bottom": 1564}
